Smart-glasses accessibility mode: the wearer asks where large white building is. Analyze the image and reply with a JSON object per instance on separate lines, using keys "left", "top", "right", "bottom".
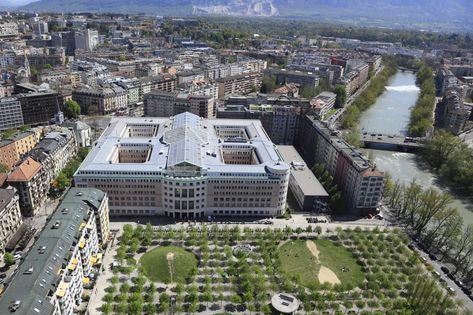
{"left": 74, "top": 112, "right": 290, "bottom": 218}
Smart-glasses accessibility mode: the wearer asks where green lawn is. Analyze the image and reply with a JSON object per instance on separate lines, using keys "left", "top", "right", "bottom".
{"left": 139, "top": 246, "right": 197, "bottom": 283}
{"left": 278, "top": 239, "right": 364, "bottom": 288}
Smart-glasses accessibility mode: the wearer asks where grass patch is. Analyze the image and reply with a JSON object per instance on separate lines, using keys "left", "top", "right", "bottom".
{"left": 139, "top": 246, "right": 197, "bottom": 283}
{"left": 278, "top": 239, "right": 364, "bottom": 288}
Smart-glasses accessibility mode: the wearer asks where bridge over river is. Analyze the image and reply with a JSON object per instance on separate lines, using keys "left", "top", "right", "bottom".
{"left": 361, "top": 132, "right": 424, "bottom": 152}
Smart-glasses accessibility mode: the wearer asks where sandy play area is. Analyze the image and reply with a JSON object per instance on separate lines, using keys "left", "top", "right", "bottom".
{"left": 306, "top": 240, "right": 341, "bottom": 285}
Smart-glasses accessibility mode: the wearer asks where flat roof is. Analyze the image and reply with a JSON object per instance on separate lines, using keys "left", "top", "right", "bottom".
{"left": 271, "top": 293, "right": 300, "bottom": 314}
{"left": 76, "top": 112, "right": 288, "bottom": 176}
{"left": 277, "top": 145, "right": 328, "bottom": 197}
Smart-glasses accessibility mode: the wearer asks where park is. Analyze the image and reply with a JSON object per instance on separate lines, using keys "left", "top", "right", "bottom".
{"left": 97, "top": 224, "right": 461, "bottom": 315}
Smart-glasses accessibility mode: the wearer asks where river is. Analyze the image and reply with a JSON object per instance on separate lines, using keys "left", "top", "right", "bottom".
{"left": 359, "top": 71, "right": 473, "bottom": 226}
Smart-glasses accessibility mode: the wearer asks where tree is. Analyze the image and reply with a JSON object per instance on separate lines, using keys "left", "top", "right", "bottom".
{"left": 4, "top": 252, "right": 15, "bottom": 266}
{"left": 260, "top": 75, "right": 277, "bottom": 93}
{"left": 334, "top": 85, "right": 347, "bottom": 107}
{"left": 64, "top": 100, "right": 81, "bottom": 119}
{"left": 101, "top": 303, "right": 112, "bottom": 314}
{"left": 0, "top": 163, "right": 9, "bottom": 173}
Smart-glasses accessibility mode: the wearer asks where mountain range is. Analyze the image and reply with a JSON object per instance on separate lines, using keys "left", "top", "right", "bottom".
{"left": 17, "top": 0, "right": 473, "bottom": 31}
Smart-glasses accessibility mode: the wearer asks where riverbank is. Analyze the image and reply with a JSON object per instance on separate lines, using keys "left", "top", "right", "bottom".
{"left": 341, "top": 59, "right": 398, "bottom": 131}
{"left": 408, "top": 65, "right": 436, "bottom": 137}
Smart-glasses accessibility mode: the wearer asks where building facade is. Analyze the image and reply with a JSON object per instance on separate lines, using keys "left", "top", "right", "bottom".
{"left": 0, "top": 97, "right": 24, "bottom": 131}
{"left": 0, "top": 140, "right": 19, "bottom": 170}
{"left": 7, "top": 157, "right": 48, "bottom": 216}
{"left": 0, "top": 188, "right": 23, "bottom": 255}
{"left": 144, "top": 91, "right": 215, "bottom": 118}
{"left": 296, "top": 114, "right": 384, "bottom": 212}
{"left": 17, "top": 91, "right": 64, "bottom": 125}
{"left": 72, "top": 84, "right": 128, "bottom": 114}
{"left": 74, "top": 112, "right": 290, "bottom": 218}
{"left": 217, "top": 72, "right": 263, "bottom": 98}
{"left": 0, "top": 188, "right": 109, "bottom": 315}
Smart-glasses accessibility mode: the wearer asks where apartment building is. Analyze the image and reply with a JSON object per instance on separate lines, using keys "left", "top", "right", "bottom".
{"left": 74, "top": 112, "right": 290, "bottom": 218}
{"left": 0, "top": 188, "right": 109, "bottom": 315}
{"left": 312, "top": 91, "right": 337, "bottom": 119}
{"left": 7, "top": 157, "right": 48, "bottom": 216}
{"left": 62, "top": 121, "right": 92, "bottom": 147}
{"left": 296, "top": 114, "right": 384, "bottom": 212}
{"left": 0, "top": 141, "right": 19, "bottom": 170}
{"left": 29, "top": 129, "right": 77, "bottom": 184}
{"left": 217, "top": 72, "right": 263, "bottom": 98}
{"left": 0, "top": 97, "right": 24, "bottom": 131}
{"left": 0, "top": 188, "right": 23, "bottom": 254}
{"left": 144, "top": 91, "right": 215, "bottom": 118}
{"left": 72, "top": 84, "right": 127, "bottom": 114}
{"left": 12, "top": 131, "right": 40, "bottom": 159}
{"left": 439, "top": 88, "right": 472, "bottom": 135}
{"left": 267, "top": 68, "right": 320, "bottom": 89}
{"left": 0, "top": 23, "right": 19, "bottom": 37}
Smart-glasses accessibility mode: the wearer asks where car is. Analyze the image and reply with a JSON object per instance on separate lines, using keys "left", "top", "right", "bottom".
{"left": 0, "top": 274, "right": 6, "bottom": 279}
{"left": 469, "top": 294, "right": 473, "bottom": 302}
{"left": 13, "top": 254, "right": 21, "bottom": 260}
{"left": 439, "top": 278, "right": 447, "bottom": 286}
{"left": 454, "top": 279, "right": 464, "bottom": 287}
{"left": 429, "top": 253, "right": 438, "bottom": 261}
{"left": 461, "top": 287, "right": 472, "bottom": 295}
{"left": 433, "top": 271, "right": 441, "bottom": 278}
{"left": 447, "top": 287, "right": 455, "bottom": 295}
{"left": 420, "top": 256, "right": 427, "bottom": 263}
{"left": 408, "top": 243, "right": 416, "bottom": 250}
{"left": 447, "top": 273, "right": 455, "bottom": 281}
{"left": 441, "top": 266, "right": 450, "bottom": 274}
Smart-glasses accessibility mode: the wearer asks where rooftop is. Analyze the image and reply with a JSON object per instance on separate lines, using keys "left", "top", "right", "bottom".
{"left": 76, "top": 112, "right": 288, "bottom": 177}
{"left": 277, "top": 145, "right": 329, "bottom": 197}
{"left": 7, "top": 157, "right": 42, "bottom": 182}
{"left": 0, "top": 188, "right": 105, "bottom": 315}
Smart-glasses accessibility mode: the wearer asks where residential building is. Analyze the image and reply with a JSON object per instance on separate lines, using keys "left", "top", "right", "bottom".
{"left": 267, "top": 68, "right": 320, "bottom": 89}
{"left": 7, "top": 157, "right": 48, "bottom": 216}
{"left": 144, "top": 91, "right": 215, "bottom": 118}
{"left": 0, "top": 187, "right": 23, "bottom": 255}
{"left": 0, "top": 23, "right": 19, "bottom": 37}
{"left": 312, "top": 91, "right": 337, "bottom": 119}
{"left": 72, "top": 84, "right": 128, "bottom": 114}
{"left": 0, "top": 140, "right": 19, "bottom": 170}
{"left": 439, "top": 89, "right": 472, "bottom": 135}
{"left": 177, "top": 70, "right": 205, "bottom": 85}
{"left": 0, "top": 188, "right": 109, "bottom": 315}
{"left": 74, "top": 112, "right": 290, "bottom": 218}
{"left": 12, "top": 132, "right": 39, "bottom": 159}
{"left": 278, "top": 145, "right": 329, "bottom": 212}
{"left": 0, "top": 97, "right": 24, "bottom": 131}
{"left": 217, "top": 72, "right": 264, "bottom": 98}
{"left": 296, "top": 114, "right": 384, "bottom": 212}
{"left": 29, "top": 129, "right": 77, "bottom": 184}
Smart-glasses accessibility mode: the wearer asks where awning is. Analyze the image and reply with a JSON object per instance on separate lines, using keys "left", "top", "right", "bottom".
{"left": 79, "top": 223, "right": 86, "bottom": 231}
{"left": 78, "top": 240, "right": 85, "bottom": 249}
{"left": 90, "top": 256, "right": 97, "bottom": 265}
{"left": 68, "top": 257, "right": 79, "bottom": 271}
{"left": 86, "top": 223, "right": 93, "bottom": 230}
{"left": 83, "top": 277, "right": 90, "bottom": 284}
{"left": 96, "top": 253, "right": 103, "bottom": 259}
{"left": 56, "top": 289, "right": 65, "bottom": 298}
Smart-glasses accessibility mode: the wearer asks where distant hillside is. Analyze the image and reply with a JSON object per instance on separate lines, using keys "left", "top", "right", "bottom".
{"left": 19, "top": 0, "right": 473, "bottom": 31}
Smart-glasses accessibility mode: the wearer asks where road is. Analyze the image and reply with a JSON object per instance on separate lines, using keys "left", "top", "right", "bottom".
{"left": 327, "top": 66, "right": 385, "bottom": 129}
{"left": 379, "top": 203, "right": 473, "bottom": 310}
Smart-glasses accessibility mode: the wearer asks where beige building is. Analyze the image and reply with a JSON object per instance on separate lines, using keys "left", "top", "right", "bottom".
{"left": 12, "top": 132, "right": 39, "bottom": 158}
{"left": 144, "top": 91, "right": 215, "bottom": 118}
{"left": 72, "top": 84, "right": 128, "bottom": 114}
{"left": 217, "top": 72, "right": 263, "bottom": 98}
{"left": 0, "top": 188, "right": 23, "bottom": 254}
{"left": 75, "top": 112, "right": 290, "bottom": 218}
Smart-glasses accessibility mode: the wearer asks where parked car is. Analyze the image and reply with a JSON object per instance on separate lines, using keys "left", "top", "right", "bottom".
{"left": 447, "top": 287, "right": 455, "bottom": 295}
{"left": 461, "top": 287, "right": 471, "bottom": 296}
{"left": 408, "top": 243, "right": 416, "bottom": 250}
{"left": 429, "top": 253, "right": 438, "bottom": 261}
{"left": 441, "top": 266, "right": 450, "bottom": 274}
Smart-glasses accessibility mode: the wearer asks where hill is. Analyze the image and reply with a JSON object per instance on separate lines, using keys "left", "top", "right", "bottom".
{"left": 19, "top": 0, "right": 473, "bottom": 31}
